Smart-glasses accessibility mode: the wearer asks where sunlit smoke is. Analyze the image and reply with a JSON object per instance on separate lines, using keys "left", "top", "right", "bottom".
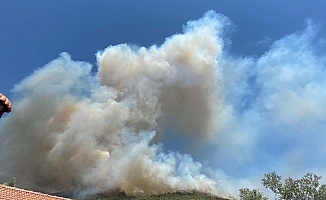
{"left": 1, "top": 11, "right": 326, "bottom": 199}
{"left": 0, "top": 11, "right": 229, "bottom": 198}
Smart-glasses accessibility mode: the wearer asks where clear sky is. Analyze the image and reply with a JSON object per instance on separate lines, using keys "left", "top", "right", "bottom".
{"left": 2, "top": 0, "right": 326, "bottom": 97}
{"left": 1, "top": 1, "right": 326, "bottom": 198}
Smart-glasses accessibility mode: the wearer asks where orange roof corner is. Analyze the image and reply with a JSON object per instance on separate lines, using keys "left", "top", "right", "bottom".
{"left": 0, "top": 184, "right": 73, "bottom": 200}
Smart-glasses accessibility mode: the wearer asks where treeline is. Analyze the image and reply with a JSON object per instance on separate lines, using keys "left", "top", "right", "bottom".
{"left": 239, "top": 172, "right": 326, "bottom": 200}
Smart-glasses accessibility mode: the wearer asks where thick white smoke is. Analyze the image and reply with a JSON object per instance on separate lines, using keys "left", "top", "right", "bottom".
{"left": 1, "top": 11, "right": 326, "bottom": 199}
{"left": 0, "top": 11, "right": 230, "bottom": 198}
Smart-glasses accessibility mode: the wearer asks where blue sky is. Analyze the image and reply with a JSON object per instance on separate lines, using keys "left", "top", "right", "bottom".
{"left": 1, "top": 1, "right": 326, "bottom": 198}
{"left": 2, "top": 0, "right": 326, "bottom": 97}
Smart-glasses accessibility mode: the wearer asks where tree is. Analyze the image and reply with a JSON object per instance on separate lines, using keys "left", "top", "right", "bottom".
{"left": 239, "top": 188, "right": 268, "bottom": 200}
{"left": 239, "top": 172, "right": 326, "bottom": 200}
{"left": 4, "top": 177, "right": 16, "bottom": 187}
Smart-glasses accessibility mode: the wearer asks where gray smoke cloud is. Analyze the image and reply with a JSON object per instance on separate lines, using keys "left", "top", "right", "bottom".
{"left": 0, "top": 11, "right": 230, "bottom": 198}
{"left": 1, "top": 11, "right": 326, "bottom": 199}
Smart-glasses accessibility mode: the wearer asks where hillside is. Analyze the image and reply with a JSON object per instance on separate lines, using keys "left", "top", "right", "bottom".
{"left": 86, "top": 192, "right": 230, "bottom": 200}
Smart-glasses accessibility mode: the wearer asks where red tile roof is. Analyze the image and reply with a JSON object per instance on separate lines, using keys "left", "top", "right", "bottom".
{"left": 0, "top": 184, "right": 73, "bottom": 200}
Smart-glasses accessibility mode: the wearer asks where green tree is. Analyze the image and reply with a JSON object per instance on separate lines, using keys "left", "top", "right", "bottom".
{"left": 4, "top": 177, "right": 16, "bottom": 187}
{"left": 239, "top": 188, "right": 268, "bottom": 200}
{"left": 239, "top": 172, "right": 326, "bottom": 200}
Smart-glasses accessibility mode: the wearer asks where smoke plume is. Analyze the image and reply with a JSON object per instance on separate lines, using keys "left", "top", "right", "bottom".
{"left": 1, "top": 11, "right": 326, "bottom": 199}
{"left": 0, "top": 11, "right": 228, "bottom": 197}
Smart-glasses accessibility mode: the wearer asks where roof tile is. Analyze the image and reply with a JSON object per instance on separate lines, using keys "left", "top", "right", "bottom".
{"left": 0, "top": 184, "right": 73, "bottom": 200}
